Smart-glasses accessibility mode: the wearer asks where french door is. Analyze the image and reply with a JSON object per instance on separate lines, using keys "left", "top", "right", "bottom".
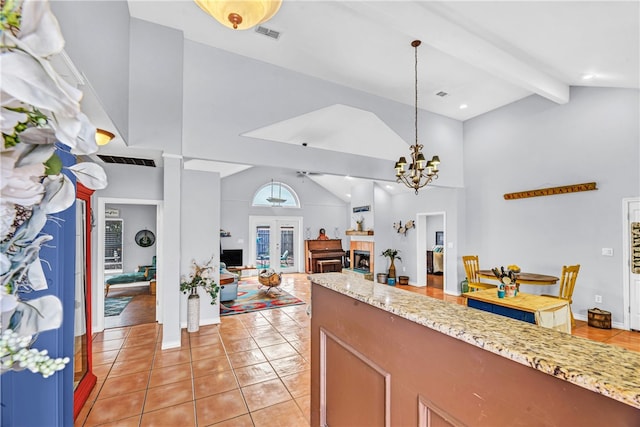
{"left": 249, "top": 216, "right": 302, "bottom": 273}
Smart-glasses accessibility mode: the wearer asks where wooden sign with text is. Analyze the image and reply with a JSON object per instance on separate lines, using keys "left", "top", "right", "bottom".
{"left": 504, "top": 182, "right": 597, "bottom": 200}
{"left": 632, "top": 222, "right": 640, "bottom": 274}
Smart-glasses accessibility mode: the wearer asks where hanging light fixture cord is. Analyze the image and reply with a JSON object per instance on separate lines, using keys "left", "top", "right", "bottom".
{"left": 394, "top": 40, "right": 441, "bottom": 195}
{"left": 414, "top": 40, "right": 419, "bottom": 148}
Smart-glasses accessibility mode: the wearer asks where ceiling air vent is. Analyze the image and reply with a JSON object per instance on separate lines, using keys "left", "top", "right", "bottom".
{"left": 97, "top": 154, "right": 156, "bottom": 167}
{"left": 436, "top": 91, "right": 449, "bottom": 97}
{"left": 255, "top": 25, "right": 281, "bottom": 40}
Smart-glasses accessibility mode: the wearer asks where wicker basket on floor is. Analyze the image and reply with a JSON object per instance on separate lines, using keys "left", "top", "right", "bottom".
{"left": 259, "top": 269, "right": 282, "bottom": 288}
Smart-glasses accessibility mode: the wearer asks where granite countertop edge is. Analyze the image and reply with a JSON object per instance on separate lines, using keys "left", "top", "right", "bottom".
{"left": 309, "top": 272, "right": 640, "bottom": 409}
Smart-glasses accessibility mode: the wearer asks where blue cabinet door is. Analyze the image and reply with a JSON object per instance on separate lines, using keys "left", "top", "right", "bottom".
{"left": 1, "top": 149, "right": 76, "bottom": 426}
{"left": 467, "top": 298, "right": 536, "bottom": 324}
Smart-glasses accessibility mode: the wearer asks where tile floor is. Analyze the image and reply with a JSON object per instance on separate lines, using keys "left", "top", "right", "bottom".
{"left": 77, "top": 274, "right": 311, "bottom": 427}
{"left": 77, "top": 274, "right": 639, "bottom": 426}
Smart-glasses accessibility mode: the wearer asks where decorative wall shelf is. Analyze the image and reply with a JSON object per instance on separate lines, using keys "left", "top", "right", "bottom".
{"left": 346, "top": 230, "right": 374, "bottom": 236}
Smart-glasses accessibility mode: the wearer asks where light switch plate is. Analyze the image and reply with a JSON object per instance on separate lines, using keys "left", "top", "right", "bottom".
{"left": 601, "top": 248, "right": 613, "bottom": 256}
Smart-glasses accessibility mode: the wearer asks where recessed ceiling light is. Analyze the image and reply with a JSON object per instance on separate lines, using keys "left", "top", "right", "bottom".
{"left": 346, "top": 193, "right": 351, "bottom": 198}
{"left": 459, "top": 104, "right": 468, "bottom": 110}
{"left": 385, "top": 185, "right": 393, "bottom": 189}
{"left": 582, "top": 73, "right": 596, "bottom": 80}
{"left": 345, "top": 175, "right": 353, "bottom": 180}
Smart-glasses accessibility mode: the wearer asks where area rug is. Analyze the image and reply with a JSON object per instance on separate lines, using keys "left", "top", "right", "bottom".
{"left": 105, "top": 296, "right": 133, "bottom": 317}
{"left": 220, "top": 284, "right": 305, "bottom": 316}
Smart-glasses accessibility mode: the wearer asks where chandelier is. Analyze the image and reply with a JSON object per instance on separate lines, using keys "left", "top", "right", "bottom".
{"left": 395, "top": 40, "right": 441, "bottom": 195}
{"left": 194, "top": 0, "right": 282, "bottom": 30}
{"left": 266, "top": 179, "right": 287, "bottom": 206}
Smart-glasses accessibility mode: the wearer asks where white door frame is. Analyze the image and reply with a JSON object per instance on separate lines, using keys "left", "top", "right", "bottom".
{"left": 622, "top": 197, "right": 640, "bottom": 330}
{"left": 95, "top": 197, "right": 162, "bottom": 332}
{"left": 249, "top": 215, "right": 303, "bottom": 273}
{"left": 416, "top": 211, "right": 446, "bottom": 288}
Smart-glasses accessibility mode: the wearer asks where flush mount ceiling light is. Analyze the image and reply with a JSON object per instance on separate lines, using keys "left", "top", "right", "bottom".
{"left": 194, "top": 0, "right": 282, "bottom": 30}
{"left": 395, "top": 40, "right": 441, "bottom": 195}
{"left": 95, "top": 128, "right": 115, "bottom": 146}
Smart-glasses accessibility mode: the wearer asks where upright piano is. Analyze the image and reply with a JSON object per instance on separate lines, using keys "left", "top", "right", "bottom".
{"left": 304, "top": 239, "right": 347, "bottom": 273}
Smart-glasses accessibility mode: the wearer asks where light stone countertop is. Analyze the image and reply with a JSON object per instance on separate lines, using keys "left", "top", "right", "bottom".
{"left": 309, "top": 272, "right": 640, "bottom": 409}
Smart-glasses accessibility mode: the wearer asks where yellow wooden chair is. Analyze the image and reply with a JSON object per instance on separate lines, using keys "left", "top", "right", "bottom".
{"left": 543, "top": 264, "right": 580, "bottom": 327}
{"left": 462, "top": 255, "right": 497, "bottom": 292}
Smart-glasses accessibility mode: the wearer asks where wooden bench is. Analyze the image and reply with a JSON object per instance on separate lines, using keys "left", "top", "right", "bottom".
{"left": 317, "top": 259, "right": 342, "bottom": 273}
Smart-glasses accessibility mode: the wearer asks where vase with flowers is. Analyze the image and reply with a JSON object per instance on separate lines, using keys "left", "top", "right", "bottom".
{"left": 491, "top": 266, "right": 519, "bottom": 298}
{"left": 381, "top": 249, "right": 402, "bottom": 280}
{"left": 1, "top": 0, "right": 108, "bottom": 378}
{"left": 180, "top": 257, "right": 220, "bottom": 332}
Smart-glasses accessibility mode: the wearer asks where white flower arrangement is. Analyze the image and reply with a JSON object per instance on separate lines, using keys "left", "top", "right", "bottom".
{"left": 180, "top": 257, "right": 220, "bottom": 304}
{"left": 1, "top": 0, "right": 108, "bottom": 377}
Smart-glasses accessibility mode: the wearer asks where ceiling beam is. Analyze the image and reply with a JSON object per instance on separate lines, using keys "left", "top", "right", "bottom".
{"left": 347, "top": 2, "right": 570, "bottom": 105}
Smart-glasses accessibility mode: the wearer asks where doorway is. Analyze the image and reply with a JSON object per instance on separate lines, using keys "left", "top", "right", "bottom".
{"left": 249, "top": 216, "right": 302, "bottom": 273}
{"left": 96, "top": 197, "right": 162, "bottom": 332}
{"left": 416, "top": 212, "right": 446, "bottom": 289}
{"left": 623, "top": 197, "right": 640, "bottom": 331}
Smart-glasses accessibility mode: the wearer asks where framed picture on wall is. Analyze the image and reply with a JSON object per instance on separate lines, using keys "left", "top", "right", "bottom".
{"left": 435, "top": 231, "right": 444, "bottom": 246}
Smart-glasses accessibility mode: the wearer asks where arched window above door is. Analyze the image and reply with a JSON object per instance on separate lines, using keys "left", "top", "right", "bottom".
{"left": 252, "top": 181, "right": 300, "bottom": 208}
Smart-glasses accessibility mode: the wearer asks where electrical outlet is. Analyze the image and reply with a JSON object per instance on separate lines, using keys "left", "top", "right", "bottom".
{"left": 601, "top": 248, "right": 613, "bottom": 256}
{"left": 595, "top": 295, "right": 603, "bottom": 303}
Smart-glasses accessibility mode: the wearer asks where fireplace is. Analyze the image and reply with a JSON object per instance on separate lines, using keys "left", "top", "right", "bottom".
{"left": 353, "top": 250, "right": 370, "bottom": 272}
{"left": 350, "top": 240, "right": 375, "bottom": 274}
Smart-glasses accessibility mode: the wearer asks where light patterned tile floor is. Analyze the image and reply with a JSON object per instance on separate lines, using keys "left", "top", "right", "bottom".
{"left": 77, "top": 273, "right": 638, "bottom": 426}
{"left": 77, "top": 274, "right": 311, "bottom": 427}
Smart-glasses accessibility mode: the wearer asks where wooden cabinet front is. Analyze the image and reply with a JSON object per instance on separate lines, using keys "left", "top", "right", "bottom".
{"left": 310, "top": 284, "right": 640, "bottom": 426}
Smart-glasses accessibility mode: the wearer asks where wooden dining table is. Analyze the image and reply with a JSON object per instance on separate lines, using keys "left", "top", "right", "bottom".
{"left": 478, "top": 269, "right": 559, "bottom": 285}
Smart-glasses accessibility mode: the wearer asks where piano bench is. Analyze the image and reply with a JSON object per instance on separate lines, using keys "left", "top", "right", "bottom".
{"left": 318, "top": 259, "right": 343, "bottom": 273}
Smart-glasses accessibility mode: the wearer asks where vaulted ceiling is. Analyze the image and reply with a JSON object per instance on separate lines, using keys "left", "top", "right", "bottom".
{"left": 128, "top": 1, "right": 638, "bottom": 121}
{"left": 73, "top": 1, "right": 639, "bottom": 196}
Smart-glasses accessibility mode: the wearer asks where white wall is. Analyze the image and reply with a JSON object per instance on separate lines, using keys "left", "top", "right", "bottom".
{"left": 51, "top": 1, "right": 131, "bottom": 139}
{"left": 129, "top": 18, "right": 184, "bottom": 152}
{"left": 105, "top": 204, "right": 156, "bottom": 272}
{"left": 390, "top": 187, "right": 464, "bottom": 292}
{"left": 463, "top": 87, "right": 640, "bottom": 324}
{"left": 372, "top": 184, "right": 394, "bottom": 276}
{"left": 426, "top": 216, "right": 444, "bottom": 248}
{"left": 221, "top": 167, "right": 348, "bottom": 267}
{"left": 181, "top": 169, "right": 221, "bottom": 326}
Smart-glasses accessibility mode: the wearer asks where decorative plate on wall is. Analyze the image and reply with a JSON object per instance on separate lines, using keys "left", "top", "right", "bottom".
{"left": 135, "top": 229, "right": 155, "bottom": 247}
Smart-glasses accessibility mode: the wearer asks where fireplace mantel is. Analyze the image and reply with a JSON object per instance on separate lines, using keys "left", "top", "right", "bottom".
{"left": 345, "top": 230, "right": 374, "bottom": 236}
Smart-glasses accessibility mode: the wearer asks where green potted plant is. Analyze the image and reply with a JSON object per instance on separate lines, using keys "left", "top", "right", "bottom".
{"left": 381, "top": 249, "right": 402, "bottom": 279}
{"left": 180, "top": 257, "right": 220, "bottom": 332}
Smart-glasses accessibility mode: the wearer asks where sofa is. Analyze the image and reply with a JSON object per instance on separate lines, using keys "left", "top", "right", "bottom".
{"left": 105, "top": 256, "right": 156, "bottom": 296}
{"left": 219, "top": 262, "right": 239, "bottom": 302}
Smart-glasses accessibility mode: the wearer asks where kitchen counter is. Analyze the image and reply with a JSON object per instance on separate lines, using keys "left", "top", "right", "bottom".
{"left": 309, "top": 272, "right": 640, "bottom": 410}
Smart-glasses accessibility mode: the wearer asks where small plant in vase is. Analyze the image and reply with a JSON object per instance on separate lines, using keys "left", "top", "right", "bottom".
{"left": 353, "top": 215, "right": 364, "bottom": 232}
{"left": 381, "top": 249, "right": 402, "bottom": 279}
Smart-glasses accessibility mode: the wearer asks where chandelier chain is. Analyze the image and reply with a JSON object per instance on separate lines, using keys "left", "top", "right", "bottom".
{"left": 415, "top": 42, "right": 418, "bottom": 147}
